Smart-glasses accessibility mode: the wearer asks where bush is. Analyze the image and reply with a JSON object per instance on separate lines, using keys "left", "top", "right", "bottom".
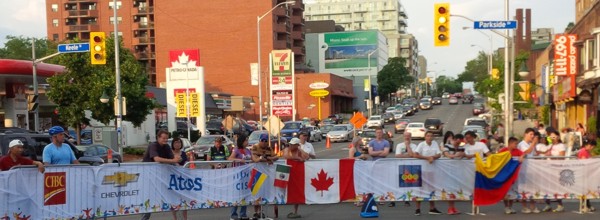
{"left": 123, "top": 147, "right": 145, "bottom": 155}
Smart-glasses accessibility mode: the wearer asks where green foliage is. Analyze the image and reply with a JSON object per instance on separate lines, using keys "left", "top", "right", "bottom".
{"left": 376, "top": 57, "right": 412, "bottom": 102}
{"left": 594, "top": 138, "right": 600, "bottom": 156}
{"left": 541, "top": 105, "right": 550, "bottom": 126}
{"left": 588, "top": 116, "right": 597, "bottom": 135}
{"left": 434, "top": 75, "right": 462, "bottom": 96}
{"left": 0, "top": 35, "right": 57, "bottom": 59}
{"left": 123, "top": 147, "right": 145, "bottom": 155}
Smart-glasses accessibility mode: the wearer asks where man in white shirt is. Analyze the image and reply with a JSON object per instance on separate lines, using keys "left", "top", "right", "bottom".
{"left": 412, "top": 131, "right": 442, "bottom": 215}
{"left": 517, "top": 128, "right": 537, "bottom": 157}
{"left": 395, "top": 132, "right": 417, "bottom": 158}
{"left": 299, "top": 132, "right": 316, "bottom": 159}
{"left": 463, "top": 131, "right": 491, "bottom": 159}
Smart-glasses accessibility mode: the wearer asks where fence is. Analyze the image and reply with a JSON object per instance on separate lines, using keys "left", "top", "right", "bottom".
{"left": 1, "top": 158, "right": 599, "bottom": 219}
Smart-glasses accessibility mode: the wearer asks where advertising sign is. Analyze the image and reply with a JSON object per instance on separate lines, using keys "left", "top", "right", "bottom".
{"left": 553, "top": 34, "right": 578, "bottom": 76}
{"left": 176, "top": 93, "right": 187, "bottom": 117}
{"left": 309, "top": 89, "right": 330, "bottom": 97}
{"left": 309, "top": 82, "right": 330, "bottom": 89}
{"left": 270, "top": 50, "right": 294, "bottom": 117}
{"left": 190, "top": 92, "right": 200, "bottom": 117}
{"left": 323, "top": 32, "right": 378, "bottom": 69}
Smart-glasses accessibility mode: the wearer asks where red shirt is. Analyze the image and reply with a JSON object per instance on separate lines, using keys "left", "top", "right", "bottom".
{"left": 0, "top": 155, "right": 34, "bottom": 171}
{"left": 578, "top": 148, "right": 591, "bottom": 159}
{"left": 499, "top": 147, "right": 524, "bottom": 157}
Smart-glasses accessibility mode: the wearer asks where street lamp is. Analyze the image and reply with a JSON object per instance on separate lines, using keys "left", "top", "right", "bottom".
{"left": 100, "top": 90, "right": 110, "bottom": 103}
{"left": 464, "top": 26, "right": 494, "bottom": 76}
{"left": 519, "top": 61, "right": 530, "bottom": 78}
{"left": 367, "top": 48, "right": 379, "bottom": 117}
{"left": 257, "top": 1, "right": 295, "bottom": 125}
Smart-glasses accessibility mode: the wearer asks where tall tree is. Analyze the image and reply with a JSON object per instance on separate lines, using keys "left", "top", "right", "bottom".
{"left": 46, "top": 36, "right": 155, "bottom": 144}
{"left": 0, "top": 35, "right": 57, "bottom": 60}
{"left": 435, "top": 75, "right": 462, "bottom": 96}
{"left": 376, "top": 57, "right": 412, "bottom": 102}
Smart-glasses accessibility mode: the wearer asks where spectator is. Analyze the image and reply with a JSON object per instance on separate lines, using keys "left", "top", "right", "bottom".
{"left": 542, "top": 130, "right": 566, "bottom": 213}
{"left": 170, "top": 137, "right": 188, "bottom": 220}
{"left": 228, "top": 135, "right": 252, "bottom": 220}
{"left": 250, "top": 133, "right": 278, "bottom": 219}
{"left": 42, "top": 126, "right": 79, "bottom": 165}
{"left": 207, "top": 137, "right": 230, "bottom": 169}
{"left": 515, "top": 128, "right": 538, "bottom": 214}
{"left": 298, "top": 132, "right": 316, "bottom": 159}
{"left": 367, "top": 128, "right": 390, "bottom": 161}
{"left": 141, "top": 129, "right": 181, "bottom": 220}
{"left": 348, "top": 137, "right": 368, "bottom": 160}
{"left": 463, "top": 131, "right": 491, "bottom": 159}
{"left": 390, "top": 132, "right": 417, "bottom": 208}
{"left": 533, "top": 132, "right": 550, "bottom": 156}
{"left": 443, "top": 134, "right": 466, "bottom": 159}
{"left": 538, "top": 124, "right": 547, "bottom": 137}
{"left": 578, "top": 140, "right": 596, "bottom": 212}
{"left": 0, "top": 140, "right": 44, "bottom": 173}
{"left": 499, "top": 137, "right": 525, "bottom": 214}
{"left": 282, "top": 138, "right": 309, "bottom": 219}
{"left": 576, "top": 123, "right": 586, "bottom": 135}
{"left": 442, "top": 131, "right": 454, "bottom": 146}
{"left": 412, "top": 131, "right": 442, "bottom": 215}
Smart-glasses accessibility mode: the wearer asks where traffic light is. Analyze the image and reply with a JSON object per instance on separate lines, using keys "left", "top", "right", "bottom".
{"left": 518, "top": 82, "right": 530, "bottom": 101}
{"left": 434, "top": 3, "right": 450, "bottom": 47}
{"left": 491, "top": 68, "right": 500, "bottom": 79}
{"left": 28, "top": 94, "right": 38, "bottom": 112}
{"left": 90, "top": 32, "right": 106, "bottom": 65}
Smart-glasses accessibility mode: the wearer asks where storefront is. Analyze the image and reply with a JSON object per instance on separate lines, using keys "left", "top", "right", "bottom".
{"left": 552, "top": 75, "right": 579, "bottom": 129}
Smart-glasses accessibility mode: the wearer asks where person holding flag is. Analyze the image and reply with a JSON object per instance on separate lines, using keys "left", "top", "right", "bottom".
{"left": 282, "top": 138, "right": 309, "bottom": 219}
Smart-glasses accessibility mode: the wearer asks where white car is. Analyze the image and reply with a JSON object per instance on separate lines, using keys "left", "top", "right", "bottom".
{"left": 306, "top": 125, "right": 322, "bottom": 142}
{"left": 393, "top": 113, "right": 404, "bottom": 120}
{"left": 385, "top": 107, "right": 396, "bottom": 113}
{"left": 405, "top": 122, "right": 427, "bottom": 139}
{"left": 366, "top": 115, "right": 384, "bottom": 128}
{"left": 327, "top": 124, "right": 354, "bottom": 142}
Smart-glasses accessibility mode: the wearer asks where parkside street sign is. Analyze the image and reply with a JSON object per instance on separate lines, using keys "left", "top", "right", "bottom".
{"left": 473, "top": 20, "right": 517, "bottom": 29}
{"left": 58, "top": 43, "right": 90, "bottom": 53}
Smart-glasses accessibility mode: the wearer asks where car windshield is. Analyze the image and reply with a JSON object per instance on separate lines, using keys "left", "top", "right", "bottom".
{"left": 283, "top": 123, "right": 301, "bottom": 129}
{"left": 425, "top": 119, "right": 440, "bottom": 124}
{"left": 467, "top": 120, "right": 487, "bottom": 127}
{"left": 332, "top": 126, "right": 347, "bottom": 131}
{"left": 197, "top": 136, "right": 220, "bottom": 145}
{"left": 248, "top": 132, "right": 264, "bottom": 142}
{"left": 321, "top": 125, "right": 334, "bottom": 132}
{"left": 369, "top": 116, "right": 381, "bottom": 120}
{"left": 397, "top": 119, "right": 410, "bottom": 123}
{"left": 360, "top": 131, "right": 376, "bottom": 138}
{"left": 76, "top": 145, "right": 90, "bottom": 152}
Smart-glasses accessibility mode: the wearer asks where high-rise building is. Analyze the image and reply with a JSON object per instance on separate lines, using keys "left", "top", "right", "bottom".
{"left": 46, "top": 0, "right": 158, "bottom": 85}
{"left": 304, "top": 0, "right": 408, "bottom": 57}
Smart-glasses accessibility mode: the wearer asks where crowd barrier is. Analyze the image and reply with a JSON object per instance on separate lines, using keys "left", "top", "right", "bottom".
{"left": 0, "top": 158, "right": 599, "bottom": 219}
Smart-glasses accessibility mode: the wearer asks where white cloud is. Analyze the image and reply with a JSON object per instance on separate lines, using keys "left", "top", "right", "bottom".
{"left": 0, "top": 0, "right": 47, "bottom": 45}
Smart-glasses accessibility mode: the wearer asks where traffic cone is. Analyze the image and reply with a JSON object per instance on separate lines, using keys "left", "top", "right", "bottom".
{"left": 326, "top": 137, "right": 331, "bottom": 149}
{"left": 188, "top": 151, "right": 196, "bottom": 169}
{"left": 107, "top": 149, "right": 113, "bottom": 163}
{"left": 274, "top": 143, "right": 280, "bottom": 156}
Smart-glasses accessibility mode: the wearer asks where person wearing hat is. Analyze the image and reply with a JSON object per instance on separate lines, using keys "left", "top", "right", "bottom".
{"left": 251, "top": 133, "right": 278, "bottom": 164}
{"left": 282, "top": 138, "right": 309, "bottom": 219}
{"left": 207, "top": 136, "right": 230, "bottom": 169}
{"left": 0, "top": 140, "right": 45, "bottom": 173}
{"left": 43, "top": 126, "right": 79, "bottom": 165}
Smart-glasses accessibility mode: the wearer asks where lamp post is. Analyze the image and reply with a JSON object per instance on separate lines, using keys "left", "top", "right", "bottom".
{"left": 257, "top": 1, "right": 295, "bottom": 126}
{"left": 367, "top": 48, "right": 379, "bottom": 117}
{"left": 471, "top": 44, "right": 492, "bottom": 76}
{"left": 112, "top": 0, "right": 123, "bottom": 156}
{"left": 463, "top": 26, "right": 494, "bottom": 76}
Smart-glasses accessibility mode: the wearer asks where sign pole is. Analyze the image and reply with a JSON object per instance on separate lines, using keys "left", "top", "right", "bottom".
{"left": 318, "top": 97, "right": 322, "bottom": 121}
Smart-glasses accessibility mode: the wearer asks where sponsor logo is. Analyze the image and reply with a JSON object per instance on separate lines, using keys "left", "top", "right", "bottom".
{"left": 44, "top": 172, "right": 66, "bottom": 206}
{"left": 398, "top": 165, "right": 422, "bottom": 187}
{"left": 102, "top": 172, "right": 140, "bottom": 187}
{"left": 168, "top": 174, "right": 203, "bottom": 191}
{"left": 272, "top": 106, "right": 292, "bottom": 116}
{"left": 272, "top": 95, "right": 292, "bottom": 100}
{"left": 559, "top": 169, "right": 575, "bottom": 187}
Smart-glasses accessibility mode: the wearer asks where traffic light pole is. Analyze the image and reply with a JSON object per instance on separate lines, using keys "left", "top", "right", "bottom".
{"left": 31, "top": 40, "right": 61, "bottom": 132}
{"left": 113, "top": 0, "right": 123, "bottom": 157}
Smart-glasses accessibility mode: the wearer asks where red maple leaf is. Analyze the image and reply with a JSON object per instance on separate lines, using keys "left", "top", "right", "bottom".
{"left": 310, "top": 169, "right": 334, "bottom": 196}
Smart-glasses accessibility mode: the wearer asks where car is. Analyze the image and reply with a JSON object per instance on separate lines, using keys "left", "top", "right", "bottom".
{"left": 473, "top": 103, "right": 485, "bottom": 115}
{"left": 168, "top": 137, "right": 193, "bottom": 152}
{"left": 76, "top": 144, "right": 123, "bottom": 163}
{"left": 305, "top": 126, "right": 322, "bottom": 142}
{"left": 192, "top": 135, "right": 235, "bottom": 160}
{"left": 320, "top": 118, "right": 336, "bottom": 126}
{"left": 464, "top": 117, "right": 489, "bottom": 128}
{"left": 359, "top": 129, "right": 394, "bottom": 147}
{"left": 424, "top": 118, "right": 444, "bottom": 135}
{"left": 326, "top": 124, "right": 354, "bottom": 142}
{"left": 394, "top": 119, "right": 410, "bottom": 134}
{"left": 405, "top": 122, "right": 427, "bottom": 139}
{"left": 382, "top": 113, "right": 395, "bottom": 124}
{"left": 366, "top": 115, "right": 384, "bottom": 128}
{"left": 401, "top": 105, "right": 414, "bottom": 116}
{"left": 320, "top": 124, "right": 335, "bottom": 139}
{"left": 448, "top": 97, "right": 459, "bottom": 105}
{"left": 246, "top": 120, "right": 259, "bottom": 130}
{"left": 328, "top": 114, "right": 344, "bottom": 124}
{"left": 462, "top": 94, "right": 474, "bottom": 104}
{"left": 454, "top": 93, "right": 463, "bottom": 98}
{"left": 419, "top": 99, "right": 432, "bottom": 110}
{"left": 423, "top": 95, "right": 433, "bottom": 102}
{"left": 280, "top": 121, "right": 308, "bottom": 141}
{"left": 393, "top": 112, "right": 404, "bottom": 120}
{"left": 247, "top": 130, "right": 287, "bottom": 147}
{"left": 442, "top": 92, "right": 450, "bottom": 99}
{"left": 431, "top": 97, "right": 442, "bottom": 105}
{"left": 385, "top": 107, "right": 396, "bottom": 113}
{"left": 176, "top": 121, "right": 201, "bottom": 137}
{"left": 206, "top": 120, "right": 224, "bottom": 134}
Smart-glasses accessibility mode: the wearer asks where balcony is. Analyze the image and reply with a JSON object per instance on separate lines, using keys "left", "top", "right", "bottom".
{"left": 137, "top": 6, "right": 154, "bottom": 14}
{"left": 67, "top": 24, "right": 100, "bottom": 32}
{"left": 273, "top": 7, "right": 289, "bottom": 18}
{"left": 382, "top": 5, "right": 396, "bottom": 11}
{"left": 291, "top": 16, "right": 303, "bottom": 24}
{"left": 292, "top": 3, "right": 304, "bottom": 11}
{"left": 136, "top": 22, "right": 155, "bottom": 29}
{"left": 134, "top": 37, "right": 155, "bottom": 45}
{"left": 273, "top": 40, "right": 289, "bottom": 50}
{"left": 292, "top": 46, "right": 305, "bottom": 55}
{"left": 136, "top": 51, "right": 156, "bottom": 60}
{"left": 377, "top": 16, "right": 390, "bottom": 21}
{"left": 399, "top": 16, "right": 407, "bottom": 25}
{"left": 354, "top": 17, "right": 364, "bottom": 22}
{"left": 67, "top": 10, "right": 99, "bottom": 17}
{"left": 273, "top": 23, "right": 289, "bottom": 34}
{"left": 291, "top": 32, "right": 304, "bottom": 40}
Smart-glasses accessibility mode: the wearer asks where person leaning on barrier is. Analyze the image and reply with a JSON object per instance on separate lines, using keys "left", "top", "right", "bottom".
{"left": 395, "top": 132, "right": 416, "bottom": 158}
{"left": 283, "top": 138, "right": 309, "bottom": 219}
{"left": 43, "top": 126, "right": 79, "bottom": 165}
{"left": 251, "top": 133, "right": 278, "bottom": 164}
{"left": 142, "top": 129, "right": 181, "bottom": 164}
{"left": 463, "top": 131, "right": 491, "bottom": 159}
{"left": 348, "top": 137, "right": 368, "bottom": 160}
{"left": 442, "top": 134, "right": 466, "bottom": 159}
{"left": 228, "top": 134, "right": 252, "bottom": 220}
{"left": 0, "top": 140, "right": 44, "bottom": 173}
{"left": 207, "top": 136, "right": 230, "bottom": 169}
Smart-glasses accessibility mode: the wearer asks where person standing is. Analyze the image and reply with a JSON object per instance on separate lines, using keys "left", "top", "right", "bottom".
{"left": 298, "top": 132, "right": 316, "bottom": 159}
{"left": 207, "top": 137, "right": 230, "bottom": 168}
{"left": 412, "top": 131, "right": 443, "bottom": 215}
{"left": 541, "top": 130, "right": 566, "bottom": 213}
{"left": 441, "top": 133, "right": 466, "bottom": 215}
{"left": 463, "top": 131, "right": 491, "bottom": 159}
{"left": 367, "top": 128, "right": 390, "bottom": 161}
{"left": 250, "top": 133, "right": 278, "bottom": 219}
{"left": 498, "top": 137, "right": 525, "bottom": 214}
{"left": 578, "top": 140, "right": 596, "bottom": 212}
{"left": 141, "top": 129, "right": 181, "bottom": 220}
{"left": 229, "top": 135, "right": 252, "bottom": 220}
{"left": 42, "top": 126, "right": 80, "bottom": 165}
{"left": 282, "top": 138, "right": 309, "bottom": 219}
{"left": 348, "top": 137, "right": 368, "bottom": 160}
{"left": 0, "top": 140, "right": 45, "bottom": 172}
{"left": 170, "top": 137, "right": 188, "bottom": 220}
{"left": 391, "top": 132, "right": 417, "bottom": 208}
{"left": 515, "top": 128, "right": 538, "bottom": 214}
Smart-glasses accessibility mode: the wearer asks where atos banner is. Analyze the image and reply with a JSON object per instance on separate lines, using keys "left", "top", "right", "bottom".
{"left": 553, "top": 34, "right": 578, "bottom": 76}
{"left": 270, "top": 50, "right": 295, "bottom": 117}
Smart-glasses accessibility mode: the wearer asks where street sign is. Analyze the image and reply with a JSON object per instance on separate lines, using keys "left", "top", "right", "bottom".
{"left": 57, "top": 43, "right": 90, "bottom": 53}
{"left": 309, "top": 89, "right": 330, "bottom": 97}
{"left": 350, "top": 112, "right": 368, "bottom": 129}
{"left": 473, "top": 20, "right": 517, "bottom": 29}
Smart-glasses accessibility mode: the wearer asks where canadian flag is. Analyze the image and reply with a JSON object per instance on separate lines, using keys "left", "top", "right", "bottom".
{"left": 286, "top": 159, "right": 355, "bottom": 204}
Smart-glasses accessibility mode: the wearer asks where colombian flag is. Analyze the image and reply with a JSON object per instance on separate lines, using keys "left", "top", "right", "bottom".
{"left": 473, "top": 151, "right": 521, "bottom": 206}
{"left": 248, "top": 168, "right": 267, "bottom": 196}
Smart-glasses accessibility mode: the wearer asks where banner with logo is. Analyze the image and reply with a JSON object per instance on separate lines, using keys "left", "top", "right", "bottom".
{"left": 270, "top": 50, "right": 294, "bottom": 117}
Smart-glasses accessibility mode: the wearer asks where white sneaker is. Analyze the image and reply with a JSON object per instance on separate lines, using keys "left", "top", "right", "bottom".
{"left": 504, "top": 207, "right": 512, "bottom": 214}
{"left": 532, "top": 207, "right": 540, "bottom": 213}
{"left": 553, "top": 205, "right": 564, "bottom": 212}
{"left": 542, "top": 205, "right": 552, "bottom": 212}
{"left": 521, "top": 207, "right": 532, "bottom": 214}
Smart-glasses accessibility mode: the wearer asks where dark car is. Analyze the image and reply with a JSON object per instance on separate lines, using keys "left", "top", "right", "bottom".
{"left": 328, "top": 114, "right": 344, "bottom": 124}
{"left": 320, "top": 124, "right": 335, "bottom": 138}
{"left": 192, "top": 135, "right": 235, "bottom": 160}
{"left": 432, "top": 97, "right": 442, "bottom": 105}
{"left": 462, "top": 94, "right": 474, "bottom": 104}
{"left": 473, "top": 103, "right": 485, "bottom": 115}
{"left": 206, "top": 120, "right": 224, "bottom": 135}
{"left": 382, "top": 113, "right": 395, "bottom": 124}
{"left": 76, "top": 144, "right": 122, "bottom": 163}
{"left": 424, "top": 118, "right": 444, "bottom": 135}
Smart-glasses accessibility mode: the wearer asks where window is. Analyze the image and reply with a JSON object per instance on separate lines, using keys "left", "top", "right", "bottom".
{"left": 52, "top": 34, "right": 58, "bottom": 41}
{"left": 110, "top": 31, "right": 123, "bottom": 37}
{"left": 52, "top": 19, "right": 58, "bottom": 27}
{"left": 108, "top": 1, "right": 122, "bottom": 9}
{"left": 109, "top": 16, "right": 122, "bottom": 24}
{"left": 51, "top": 4, "right": 58, "bottom": 12}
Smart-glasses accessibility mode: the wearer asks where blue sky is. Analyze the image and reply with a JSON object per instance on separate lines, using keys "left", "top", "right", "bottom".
{"left": 0, "top": 0, "right": 575, "bottom": 78}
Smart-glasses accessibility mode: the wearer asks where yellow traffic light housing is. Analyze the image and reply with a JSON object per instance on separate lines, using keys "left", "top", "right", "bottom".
{"left": 434, "top": 3, "right": 450, "bottom": 47}
{"left": 90, "top": 32, "right": 106, "bottom": 65}
{"left": 518, "top": 82, "right": 530, "bottom": 101}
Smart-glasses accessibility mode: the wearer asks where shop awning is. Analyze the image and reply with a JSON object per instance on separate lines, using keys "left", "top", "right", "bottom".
{"left": 331, "top": 89, "right": 356, "bottom": 98}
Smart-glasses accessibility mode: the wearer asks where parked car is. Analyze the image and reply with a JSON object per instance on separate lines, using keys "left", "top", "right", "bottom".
{"left": 382, "top": 112, "right": 395, "bottom": 124}
{"left": 76, "top": 144, "right": 122, "bottom": 163}
{"left": 448, "top": 97, "right": 459, "bottom": 105}
{"left": 305, "top": 126, "right": 322, "bottom": 142}
{"left": 473, "top": 103, "right": 485, "bottom": 115}
{"left": 206, "top": 120, "right": 224, "bottom": 135}
{"left": 327, "top": 124, "right": 354, "bottom": 142}
{"left": 280, "top": 121, "right": 308, "bottom": 141}
{"left": 432, "top": 97, "right": 442, "bottom": 105}
{"left": 320, "top": 124, "right": 335, "bottom": 139}
{"left": 405, "top": 122, "right": 427, "bottom": 139}
{"left": 247, "top": 130, "right": 287, "bottom": 147}
{"left": 359, "top": 129, "right": 394, "bottom": 147}
{"left": 394, "top": 119, "right": 410, "bottom": 134}
{"left": 424, "top": 118, "right": 444, "bottom": 135}
{"left": 328, "top": 114, "right": 344, "bottom": 124}
{"left": 192, "top": 135, "right": 234, "bottom": 161}
{"left": 366, "top": 115, "right": 384, "bottom": 128}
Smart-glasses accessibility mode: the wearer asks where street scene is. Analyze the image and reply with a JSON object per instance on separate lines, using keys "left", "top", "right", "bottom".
{"left": 0, "top": 0, "right": 599, "bottom": 220}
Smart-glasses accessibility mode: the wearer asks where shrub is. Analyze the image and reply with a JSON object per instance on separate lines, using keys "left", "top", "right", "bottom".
{"left": 123, "top": 147, "right": 145, "bottom": 155}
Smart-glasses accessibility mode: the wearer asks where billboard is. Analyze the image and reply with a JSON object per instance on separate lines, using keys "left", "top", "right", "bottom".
{"left": 270, "top": 50, "right": 295, "bottom": 117}
{"left": 553, "top": 34, "right": 577, "bottom": 76}
{"left": 323, "top": 31, "right": 378, "bottom": 69}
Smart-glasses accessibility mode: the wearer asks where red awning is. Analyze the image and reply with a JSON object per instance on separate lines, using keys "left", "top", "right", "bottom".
{"left": 331, "top": 89, "right": 356, "bottom": 98}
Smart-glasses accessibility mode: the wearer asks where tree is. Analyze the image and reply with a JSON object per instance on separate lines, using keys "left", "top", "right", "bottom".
{"left": 434, "top": 75, "right": 461, "bottom": 96}
{"left": 46, "top": 36, "right": 154, "bottom": 144}
{"left": 456, "top": 51, "right": 492, "bottom": 83}
{"left": 376, "top": 57, "right": 413, "bottom": 103}
{"left": 0, "top": 35, "right": 57, "bottom": 59}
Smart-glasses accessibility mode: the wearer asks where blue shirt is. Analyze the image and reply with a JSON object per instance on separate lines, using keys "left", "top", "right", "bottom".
{"left": 368, "top": 139, "right": 390, "bottom": 160}
{"left": 43, "top": 143, "right": 77, "bottom": 165}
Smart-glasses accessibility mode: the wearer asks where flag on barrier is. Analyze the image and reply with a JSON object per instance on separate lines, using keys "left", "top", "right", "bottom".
{"left": 248, "top": 168, "right": 267, "bottom": 196}
{"left": 287, "top": 159, "right": 355, "bottom": 204}
{"left": 473, "top": 151, "right": 521, "bottom": 206}
{"left": 274, "top": 164, "right": 291, "bottom": 188}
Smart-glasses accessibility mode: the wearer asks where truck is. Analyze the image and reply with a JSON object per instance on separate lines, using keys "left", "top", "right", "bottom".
{"left": 462, "top": 81, "right": 475, "bottom": 96}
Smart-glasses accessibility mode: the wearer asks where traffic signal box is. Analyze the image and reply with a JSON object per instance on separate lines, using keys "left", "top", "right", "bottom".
{"left": 518, "top": 82, "right": 530, "bottom": 101}
{"left": 90, "top": 32, "right": 106, "bottom": 65}
{"left": 434, "top": 3, "right": 450, "bottom": 47}
{"left": 28, "top": 94, "right": 38, "bottom": 112}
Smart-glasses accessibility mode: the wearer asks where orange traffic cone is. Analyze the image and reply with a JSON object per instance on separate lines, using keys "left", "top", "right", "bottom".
{"left": 326, "top": 137, "right": 331, "bottom": 149}
{"left": 188, "top": 151, "right": 196, "bottom": 169}
{"left": 107, "top": 149, "right": 113, "bottom": 163}
{"left": 274, "top": 143, "right": 280, "bottom": 156}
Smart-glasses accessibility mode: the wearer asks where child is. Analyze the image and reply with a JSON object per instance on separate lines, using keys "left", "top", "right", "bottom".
{"left": 578, "top": 140, "right": 596, "bottom": 212}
